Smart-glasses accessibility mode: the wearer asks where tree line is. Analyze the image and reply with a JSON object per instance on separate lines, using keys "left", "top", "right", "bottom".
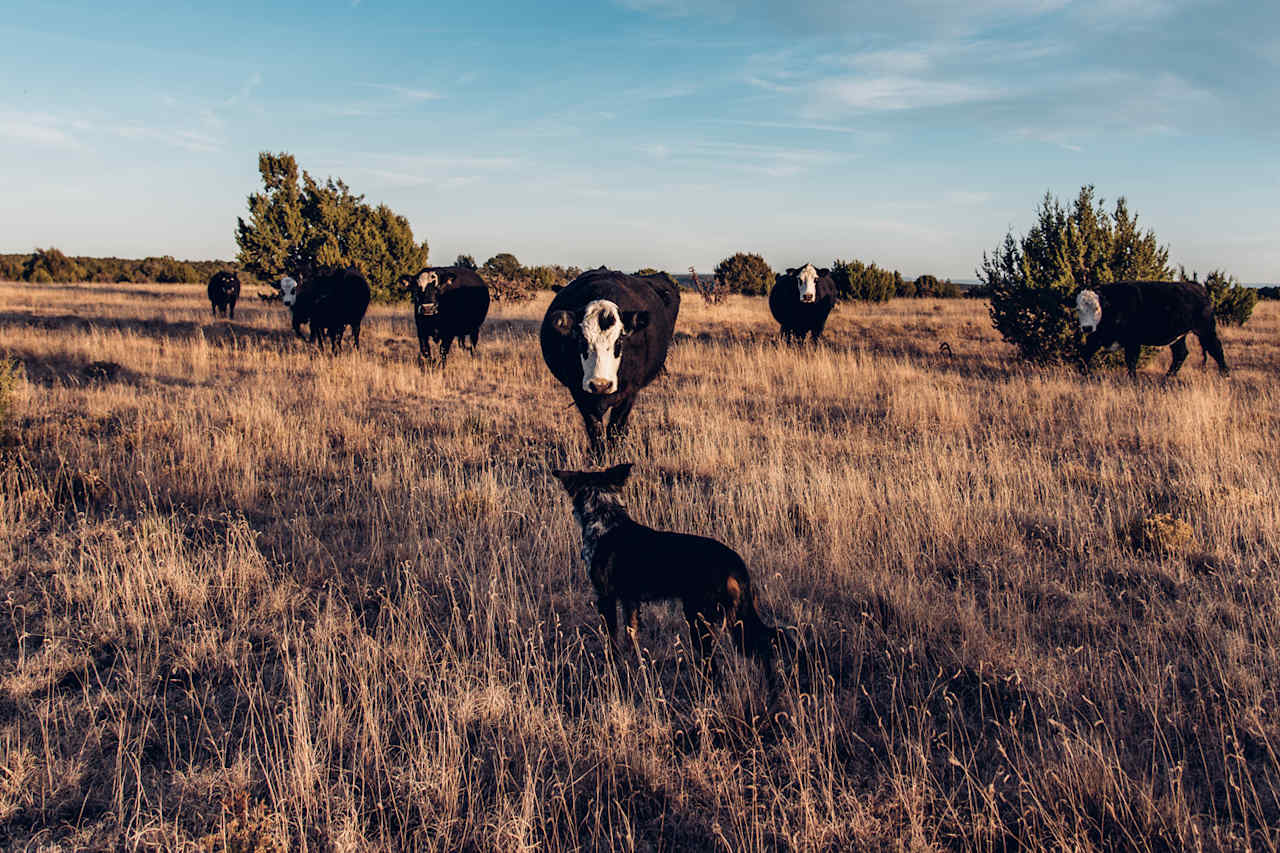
{"left": 0, "top": 248, "right": 234, "bottom": 285}
{"left": 708, "top": 252, "right": 966, "bottom": 302}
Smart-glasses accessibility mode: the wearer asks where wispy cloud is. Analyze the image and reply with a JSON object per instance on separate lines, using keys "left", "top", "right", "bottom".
{"left": 225, "top": 71, "right": 262, "bottom": 107}
{"left": 0, "top": 111, "right": 82, "bottom": 149}
{"left": 361, "top": 83, "right": 445, "bottom": 101}
{"left": 811, "top": 75, "right": 1001, "bottom": 113}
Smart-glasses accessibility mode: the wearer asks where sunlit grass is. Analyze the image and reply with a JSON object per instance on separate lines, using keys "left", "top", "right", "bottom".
{"left": 1, "top": 280, "right": 1278, "bottom": 850}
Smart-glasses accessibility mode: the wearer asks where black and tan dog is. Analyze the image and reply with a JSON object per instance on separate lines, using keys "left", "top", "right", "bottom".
{"left": 551, "top": 463, "right": 784, "bottom": 673}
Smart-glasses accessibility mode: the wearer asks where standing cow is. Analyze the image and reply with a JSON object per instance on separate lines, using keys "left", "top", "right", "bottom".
{"left": 1075, "top": 280, "right": 1229, "bottom": 378}
{"left": 770, "top": 263, "right": 835, "bottom": 343}
{"left": 398, "top": 266, "right": 490, "bottom": 366}
{"left": 541, "top": 267, "right": 680, "bottom": 452}
{"left": 281, "top": 267, "right": 371, "bottom": 353}
{"left": 207, "top": 270, "right": 240, "bottom": 319}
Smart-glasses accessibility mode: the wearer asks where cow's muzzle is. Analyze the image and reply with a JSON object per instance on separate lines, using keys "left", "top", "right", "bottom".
{"left": 800, "top": 294, "right": 816, "bottom": 303}
{"left": 417, "top": 303, "right": 438, "bottom": 316}
{"left": 586, "top": 378, "right": 615, "bottom": 395}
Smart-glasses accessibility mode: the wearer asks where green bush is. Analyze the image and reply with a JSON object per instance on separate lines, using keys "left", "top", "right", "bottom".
{"left": 1200, "top": 270, "right": 1257, "bottom": 326}
{"left": 980, "top": 186, "right": 1172, "bottom": 364}
{"left": 236, "top": 151, "right": 429, "bottom": 302}
{"left": 23, "top": 247, "right": 84, "bottom": 283}
{"left": 713, "top": 252, "right": 773, "bottom": 296}
{"left": 832, "top": 259, "right": 899, "bottom": 302}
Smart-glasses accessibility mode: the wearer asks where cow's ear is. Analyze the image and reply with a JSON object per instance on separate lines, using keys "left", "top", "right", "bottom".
{"left": 621, "top": 311, "right": 650, "bottom": 333}
{"left": 786, "top": 267, "right": 797, "bottom": 276}
{"left": 549, "top": 310, "right": 577, "bottom": 335}
{"left": 818, "top": 268, "right": 830, "bottom": 278}
{"left": 602, "top": 462, "right": 633, "bottom": 489}
{"left": 551, "top": 284, "right": 563, "bottom": 293}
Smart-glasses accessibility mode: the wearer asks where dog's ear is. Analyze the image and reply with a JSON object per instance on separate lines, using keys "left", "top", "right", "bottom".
{"left": 549, "top": 310, "right": 577, "bottom": 336}
{"left": 602, "top": 462, "right": 633, "bottom": 489}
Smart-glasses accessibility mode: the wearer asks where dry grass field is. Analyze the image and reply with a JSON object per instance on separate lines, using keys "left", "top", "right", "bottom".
{"left": 1, "top": 279, "right": 1278, "bottom": 851}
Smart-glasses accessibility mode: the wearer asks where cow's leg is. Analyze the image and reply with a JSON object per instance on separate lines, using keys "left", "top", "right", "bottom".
{"left": 1167, "top": 336, "right": 1189, "bottom": 377}
{"left": 229, "top": 301, "right": 236, "bottom": 321}
{"left": 1199, "top": 327, "right": 1230, "bottom": 376}
{"left": 350, "top": 321, "right": 361, "bottom": 350}
{"left": 605, "top": 396, "right": 637, "bottom": 445}
{"left": 1079, "top": 334, "right": 1105, "bottom": 374}
{"left": 574, "top": 399, "right": 606, "bottom": 454}
{"left": 1124, "top": 342, "right": 1142, "bottom": 379}
{"left": 438, "top": 336, "right": 453, "bottom": 367}
{"left": 468, "top": 329, "right": 480, "bottom": 355}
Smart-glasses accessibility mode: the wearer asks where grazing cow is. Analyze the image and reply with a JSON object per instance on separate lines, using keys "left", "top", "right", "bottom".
{"left": 282, "top": 268, "right": 371, "bottom": 353}
{"left": 1075, "top": 281, "right": 1229, "bottom": 378}
{"left": 541, "top": 267, "right": 680, "bottom": 451}
{"left": 769, "top": 263, "right": 836, "bottom": 342}
{"left": 207, "top": 271, "right": 240, "bottom": 319}
{"left": 397, "top": 266, "right": 490, "bottom": 366}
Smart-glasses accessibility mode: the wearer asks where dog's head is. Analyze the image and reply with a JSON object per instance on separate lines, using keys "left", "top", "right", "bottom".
{"left": 551, "top": 463, "right": 633, "bottom": 499}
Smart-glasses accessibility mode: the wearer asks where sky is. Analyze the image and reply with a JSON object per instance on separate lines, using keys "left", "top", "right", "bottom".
{"left": 1, "top": 0, "right": 1278, "bottom": 281}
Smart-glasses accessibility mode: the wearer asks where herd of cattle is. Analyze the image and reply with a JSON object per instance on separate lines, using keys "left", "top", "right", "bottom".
{"left": 206, "top": 265, "right": 1231, "bottom": 449}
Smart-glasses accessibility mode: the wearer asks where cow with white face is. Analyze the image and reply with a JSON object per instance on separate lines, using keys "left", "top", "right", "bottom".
{"left": 770, "top": 263, "right": 836, "bottom": 343}
{"left": 541, "top": 267, "right": 680, "bottom": 451}
{"left": 279, "top": 276, "right": 299, "bottom": 308}
{"left": 398, "top": 265, "right": 490, "bottom": 366}
{"left": 1073, "top": 281, "right": 1229, "bottom": 378}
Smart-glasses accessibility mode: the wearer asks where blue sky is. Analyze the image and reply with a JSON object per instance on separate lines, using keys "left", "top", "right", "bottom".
{"left": 2, "top": 0, "right": 1277, "bottom": 280}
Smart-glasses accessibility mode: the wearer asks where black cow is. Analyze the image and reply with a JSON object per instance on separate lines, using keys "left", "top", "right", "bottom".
{"left": 398, "top": 266, "right": 490, "bottom": 366}
{"left": 283, "top": 267, "right": 371, "bottom": 353}
{"left": 207, "top": 271, "right": 240, "bottom": 319}
{"left": 770, "top": 263, "right": 835, "bottom": 342}
{"left": 1074, "top": 281, "right": 1229, "bottom": 378}
{"left": 541, "top": 267, "right": 680, "bottom": 451}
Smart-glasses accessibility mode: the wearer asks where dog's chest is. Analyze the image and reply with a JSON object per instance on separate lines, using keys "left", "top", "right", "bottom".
{"left": 572, "top": 509, "right": 614, "bottom": 590}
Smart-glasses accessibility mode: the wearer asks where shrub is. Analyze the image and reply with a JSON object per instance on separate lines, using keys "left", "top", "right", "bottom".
{"left": 236, "top": 151, "right": 429, "bottom": 302}
{"left": 1201, "top": 270, "right": 1257, "bottom": 326}
{"left": 713, "top": 253, "right": 773, "bottom": 296}
{"left": 981, "top": 186, "right": 1172, "bottom": 364}
{"left": 689, "top": 267, "right": 726, "bottom": 305}
{"left": 832, "top": 259, "right": 898, "bottom": 302}
{"left": 0, "top": 359, "right": 21, "bottom": 435}
{"left": 1132, "top": 513, "right": 1195, "bottom": 555}
{"left": 1257, "top": 286, "right": 1280, "bottom": 300}
{"left": 23, "top": 247, "right": 84, "bottom": 283}
{"left": 455, "top": 254, "right": 478, "bottom": 270}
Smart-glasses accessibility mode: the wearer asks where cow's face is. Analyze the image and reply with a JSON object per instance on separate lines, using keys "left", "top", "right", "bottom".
{"left": 549, "top": 299, "right": 650, "bottom": 395}
{"left": 797, "top": 263, "right": 819, "bottom": 303}
{"left": 280, "top": 277, "right": 299, "bottom": 307}
{"left": 1076, "top": 289, "right": 1102, "bottom": 333}
{"left": 403, "top": 270, "right": 442, "bottom": 315}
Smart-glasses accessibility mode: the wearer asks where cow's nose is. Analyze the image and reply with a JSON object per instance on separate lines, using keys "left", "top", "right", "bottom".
{"left": 800, "top": 294, "right": 815, "bottom": 303}
{"left": 587, "top": 378, "right": 614, "bottom": 394}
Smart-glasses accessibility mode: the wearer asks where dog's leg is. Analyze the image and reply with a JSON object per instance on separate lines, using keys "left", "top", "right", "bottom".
{"left": 622, "top": 601, "right": 643, "bottom": 664}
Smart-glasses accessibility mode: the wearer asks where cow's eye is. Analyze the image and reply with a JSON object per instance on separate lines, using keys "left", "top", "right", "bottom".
{"left": 614, "top": 340, "right": 623, "bottom": 357}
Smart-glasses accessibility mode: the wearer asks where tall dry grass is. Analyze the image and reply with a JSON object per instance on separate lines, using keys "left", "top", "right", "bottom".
{"left": 1, "top": 280, "right": 1278, "bottom": 851}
